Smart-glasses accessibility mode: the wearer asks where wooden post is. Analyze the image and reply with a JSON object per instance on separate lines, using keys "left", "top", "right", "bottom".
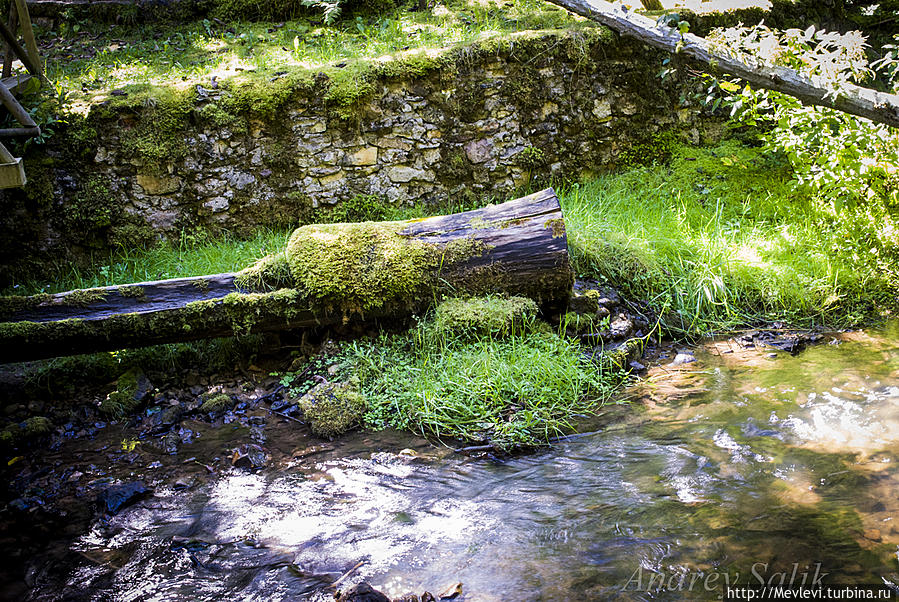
{"left": 11, "top": 0, "right": 40, "bottom": 77}
{"left": 2, "top": 3, "right": 18, "bottom": 79}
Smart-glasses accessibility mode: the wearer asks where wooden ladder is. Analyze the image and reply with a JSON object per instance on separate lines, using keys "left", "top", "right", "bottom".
{"left": 0, "top": 0, "right": 44, "bottom": 189}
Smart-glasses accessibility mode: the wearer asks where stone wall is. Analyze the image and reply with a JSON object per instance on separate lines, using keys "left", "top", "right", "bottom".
{"left": 0, "top": 28, "right": 715, "bottom": 282}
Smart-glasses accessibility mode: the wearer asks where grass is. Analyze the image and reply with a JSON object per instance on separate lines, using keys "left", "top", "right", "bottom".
{"left": 560, "top": 139, "right": 899, "bottom": 335}
{"left": 4, "top": 228, "right": 289, "bottom": 295}
{"left": 43, "top": 0, "right": 587, "bottom": 113}
{"left": 348, "top": 320, "right": 622, "bottom": 449}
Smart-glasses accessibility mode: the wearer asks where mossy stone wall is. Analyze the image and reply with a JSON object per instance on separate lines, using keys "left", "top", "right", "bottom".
{"left": 0, "top": 29, "right": 718, "bottom": 283}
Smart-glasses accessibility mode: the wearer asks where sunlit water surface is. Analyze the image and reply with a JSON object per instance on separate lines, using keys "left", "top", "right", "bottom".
{"left": 34, "top": 322, "right": 899, "bottom": 600}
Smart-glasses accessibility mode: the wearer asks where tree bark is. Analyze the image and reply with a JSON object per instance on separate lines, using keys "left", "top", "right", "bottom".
{"left": 544, "top": 0, "right": 899, "bottom": 128}
{"left": 0, "top": 188, "right": 573, "bottom": 363}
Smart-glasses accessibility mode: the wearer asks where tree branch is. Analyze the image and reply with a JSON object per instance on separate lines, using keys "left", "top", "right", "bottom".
{"left": 545, "top": 0, "right": 899, "bottom": 128}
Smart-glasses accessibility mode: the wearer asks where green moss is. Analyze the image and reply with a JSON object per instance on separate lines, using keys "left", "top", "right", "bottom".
{"left": 440, "top": 149, "right": 471, "bottom": 182}
{"left": 560, "top": 311, "right": 606, "bottom": 334}
{"left": 63, "top": 288, "right": 108, "bottom": 308}
{"left": 517, "top": 146, "right": 547, "bottom": 171}
{"left": 221, "top": 288, "right": 302, "bottom": 335}
{"left": 118, "top": 286, "right": 145, "bottom": 298}
{"left": 108, "top": 215, "right": 157, "bottom": 249}
{"left": 118, "top": 88, "right": 193, "bottom": 174}
{"left": 501, "top": 64, "right": 545, "bottom": 111}
{"left": 323, "top": 61, "right": 376, "bottom": 120}
{"left": 324, "top": 194, "right": 388, "bottom": 223}
{"left": 284, "top": 221, "right": 490, "bottom": 315}
{"left": 298, "top": 381, "right": 367, "bottom": 438}
{"left": 23, "top": 416, "right": 52, "bottom": 436}
{"left": 376, "top": 51, "right": 447, "bottom": 79}
{"left": 197, "top": 102, "right": 246, "bottom": 132}
{"left": 431, "top": 295, "right": 538, "bottom": 340}
{"left": 235, "top": 252, "right": 293, "bottom": 292}
{"left": 0, "top": 293, "right": 52, "bottom": 321}
{"left": 100, "top": 368, "right": 144, "bottom": 416}
{"left": 199, "top": 392, "right": 235, "bottom": 413}
{"left": 22, "top": 161, "right": 55, "bottom": 208}
{"left": 286, "top": 221, "right": 437, "bottom": 314}
{"left": 70, "top": 178, "right": 113, "bottom": 230}
{"left": 618, "top": 130, "right": 682, "bottom": 168}
{"left": 544, "top": 217, "right": 566, "bottom": 238}
{"left": 220, "top": 70, "right": 311, "bottom": 120}
{"left": 0, "top": 416, "right": 54, "bottom": 447}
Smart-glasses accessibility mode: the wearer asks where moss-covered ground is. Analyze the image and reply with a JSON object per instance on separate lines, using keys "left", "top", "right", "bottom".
{"left": 43, "top": 0, "right": 591, "bottom": 117}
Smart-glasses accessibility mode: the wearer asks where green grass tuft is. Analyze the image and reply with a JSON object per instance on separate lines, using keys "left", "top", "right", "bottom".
{"left": 350, "top": 324, "right": 620, "bottom": 450}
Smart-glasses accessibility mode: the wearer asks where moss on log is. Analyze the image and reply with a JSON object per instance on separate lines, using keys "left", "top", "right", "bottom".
{"left": 0, "top": 188, "right": 572, "bottom": 363}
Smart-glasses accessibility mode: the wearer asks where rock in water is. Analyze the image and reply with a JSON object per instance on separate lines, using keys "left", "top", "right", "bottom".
{"left": 335, "top": 582, "right": 390, "bottom": 602}
{"left": 97, "top": 481, "right": 150, "bottom": 515}
{"left": 231, "top": 443, "right": 268, "bottom": 470}
{"left": 670, "top": 351, "right": 696, "bottom": 366}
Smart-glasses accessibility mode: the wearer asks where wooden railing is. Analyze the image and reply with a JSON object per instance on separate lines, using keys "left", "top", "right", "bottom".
{"left": 0, "top": 0, "right": 44, "bottom": 188}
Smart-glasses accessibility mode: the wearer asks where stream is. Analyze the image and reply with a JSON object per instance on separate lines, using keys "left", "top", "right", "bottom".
{"left": 17, "top": 321, "right": 899, "bottom": 600}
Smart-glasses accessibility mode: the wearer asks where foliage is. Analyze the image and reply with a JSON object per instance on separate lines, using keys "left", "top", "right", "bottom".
{"left": 704, "top": 25, "right": 899, "bottom": 213}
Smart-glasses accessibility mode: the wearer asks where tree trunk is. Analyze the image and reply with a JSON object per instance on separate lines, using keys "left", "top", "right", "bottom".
{"left": 0, "top": 188, "right": 573, "bottom": 363}
{"left": 543, "top": 0, "right": 899, "bottom": 129}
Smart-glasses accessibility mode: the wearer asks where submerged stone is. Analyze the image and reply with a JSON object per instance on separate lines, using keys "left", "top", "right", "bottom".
{"left": 97, "top": 481, "right": 150, "bottom": 515}
{"left": 335, "top": 582, "right": 390, "bottom": 602}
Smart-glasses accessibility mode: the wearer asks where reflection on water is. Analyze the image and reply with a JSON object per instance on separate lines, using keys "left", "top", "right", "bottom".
{"left": 34, "top": 322, "right": 899, "bottom": 600}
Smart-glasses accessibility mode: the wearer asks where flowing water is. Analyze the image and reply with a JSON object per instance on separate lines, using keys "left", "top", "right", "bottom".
{"left": 25, "top": 322, "right": 899, "bottom": 600}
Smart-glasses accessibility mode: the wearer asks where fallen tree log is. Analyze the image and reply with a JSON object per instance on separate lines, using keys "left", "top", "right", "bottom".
{"left": 544, "top": 0, "right": 899, "bottom": 129}
{"left": 0, "top": 188, "right": 573, "bottom": 363}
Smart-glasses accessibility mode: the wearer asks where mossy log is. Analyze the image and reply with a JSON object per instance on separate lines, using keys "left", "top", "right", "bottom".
{"left": 0, "top": 188, "right": 572, "bottom": 363}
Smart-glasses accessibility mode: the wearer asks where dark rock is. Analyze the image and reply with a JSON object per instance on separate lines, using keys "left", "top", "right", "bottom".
{"left": 335, "top": 582, "right": 390, "bottom": 602}
{"left": 158, "top": 431, "right": 182, "bottom": 454}
{"left": 146, "top": 405, "right": 184, "bottom": 434}
{"left": 270, "top": 397, "right": 295, "bottom": 413}
{"left": 97, "top": 481, "right": 150, "bottom": 515}
{"left": 628, "top": 361, "right": 646, "bottom": 372}
{"left": 231, "top": 444, "right": 268, "bottom": 470}
{"left": 609, "top": 315, "right": 633, "bottom": 339}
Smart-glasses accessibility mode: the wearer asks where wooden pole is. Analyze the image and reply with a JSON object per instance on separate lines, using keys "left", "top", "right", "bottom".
{"left": 12, "top": 0, "right": 41, "bottom": 77}
{"left": 2, "top": 3, "right": 18, "bottom": 79}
